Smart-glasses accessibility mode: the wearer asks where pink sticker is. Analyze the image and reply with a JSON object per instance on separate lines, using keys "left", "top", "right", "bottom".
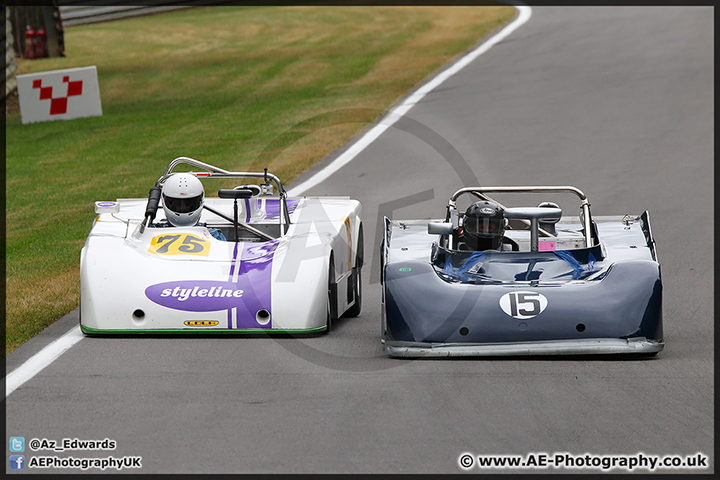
{"left": 539, "top": 240, "right": 556, "bottom": 251}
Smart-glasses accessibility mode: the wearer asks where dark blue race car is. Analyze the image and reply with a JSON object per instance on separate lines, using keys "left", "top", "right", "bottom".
{"left": 380, "top": 186, "right": 663, "bottom": 357}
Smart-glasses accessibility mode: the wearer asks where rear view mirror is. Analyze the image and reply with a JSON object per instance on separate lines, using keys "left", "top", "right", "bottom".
{"left": 428, "top": 222, "right": 453, "bottom": 235}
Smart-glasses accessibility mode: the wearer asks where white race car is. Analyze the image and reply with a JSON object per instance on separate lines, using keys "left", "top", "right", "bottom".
{"left": 80, "top": 157, "right": 363, "bottom": 334}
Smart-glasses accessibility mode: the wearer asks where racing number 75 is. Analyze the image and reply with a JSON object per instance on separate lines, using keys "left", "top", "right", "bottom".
{"left": 149, "top": 233, "right": 210, "bottom": 257}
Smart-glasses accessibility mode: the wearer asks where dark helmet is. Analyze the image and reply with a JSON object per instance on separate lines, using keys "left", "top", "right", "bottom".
{"left": 462, "top": 201, "right": 505, "bottom": 250}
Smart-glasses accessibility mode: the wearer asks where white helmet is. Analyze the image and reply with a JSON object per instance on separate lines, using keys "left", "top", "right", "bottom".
{"left": 162, "top": 173, "right": 204, "bottom": 227}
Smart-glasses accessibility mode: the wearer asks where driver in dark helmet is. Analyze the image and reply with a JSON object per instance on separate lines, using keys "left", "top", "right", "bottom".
{"left": 461, "top": 200, "right": 505, "bottom": 251}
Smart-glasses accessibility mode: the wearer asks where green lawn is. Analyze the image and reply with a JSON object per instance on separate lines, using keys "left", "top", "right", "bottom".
{"left": 5, "top": 5, "right": 515, "bottom": 355}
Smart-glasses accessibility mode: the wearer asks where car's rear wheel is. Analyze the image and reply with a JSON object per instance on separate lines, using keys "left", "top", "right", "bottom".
{"left": 344, "top": 225, "right": 363, "bottom": 318}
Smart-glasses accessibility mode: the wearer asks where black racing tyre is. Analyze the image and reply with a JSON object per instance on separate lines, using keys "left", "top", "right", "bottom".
{"left": 344, "top": 225, "right": 363, "bottom": 318}
{"left": 325, "top": 258, "right": 336, "bottom": 334}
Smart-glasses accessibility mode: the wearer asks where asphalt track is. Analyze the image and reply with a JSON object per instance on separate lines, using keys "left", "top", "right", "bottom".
{"left": 5, "top": 6, "right": 714, "bottom": 474}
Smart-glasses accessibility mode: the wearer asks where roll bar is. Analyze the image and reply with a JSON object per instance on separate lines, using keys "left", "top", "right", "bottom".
{"left": 447, "top": 186, "right": 594, "bottom": 248}
{"left": 157, "top": 157, "right": 287, "bottom": 196}
{"left": 141, "top": 156, "right": 291, "bottom": 235}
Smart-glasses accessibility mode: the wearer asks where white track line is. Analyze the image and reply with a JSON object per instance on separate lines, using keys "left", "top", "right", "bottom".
{"left": 5, "top": 325, "right": 84, "bottom": 398}
{"left": 288, "top": 5, "right": 532, "bottom": 197}
{"left": 4, "top": 5, "right": 532, "bottom": 399}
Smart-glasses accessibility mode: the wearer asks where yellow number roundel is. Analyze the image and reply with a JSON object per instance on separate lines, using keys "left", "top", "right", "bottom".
{"left": 148, "top": 233, "right": 210, "bottom": 257}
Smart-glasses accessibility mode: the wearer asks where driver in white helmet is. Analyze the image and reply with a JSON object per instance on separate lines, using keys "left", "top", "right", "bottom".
{"left": 159, "top": 173, "right": 226, "bottom": 240}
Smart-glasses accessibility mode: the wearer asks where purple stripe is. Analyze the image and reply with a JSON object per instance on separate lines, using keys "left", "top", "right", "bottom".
{"left": 263, "top": 198, "right": 300, "bottom": 220}
{"left": 244, "top": 198, "right": 251, "bottom": 222}
{"left": 232, "top": 240, "right": 279, "bottom": 329}
{"left": 227, "top": 242, "right": 241, "bottom": 328}
{"left": 228, "top": 242, "right": 240, "bottom": 282}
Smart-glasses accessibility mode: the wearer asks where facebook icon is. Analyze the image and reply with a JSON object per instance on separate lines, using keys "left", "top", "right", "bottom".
{"left": 10, "top": 455, "right": 25, "bottom": 470}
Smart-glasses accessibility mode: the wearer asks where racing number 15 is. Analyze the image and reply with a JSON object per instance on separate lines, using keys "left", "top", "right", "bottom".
{"left": 499, "top": 291, "right": 548, "bottom": 319}
{"left": 509, "top": 292, "right": 541, "bottom": 317}
{"left": 148, "top": 233, "right": 210, "bottom": 257}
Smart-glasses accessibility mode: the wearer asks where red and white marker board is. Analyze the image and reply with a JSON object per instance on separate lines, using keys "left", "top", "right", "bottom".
{"left": 17, "top": 66, "right": 102, "bottom": 124}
